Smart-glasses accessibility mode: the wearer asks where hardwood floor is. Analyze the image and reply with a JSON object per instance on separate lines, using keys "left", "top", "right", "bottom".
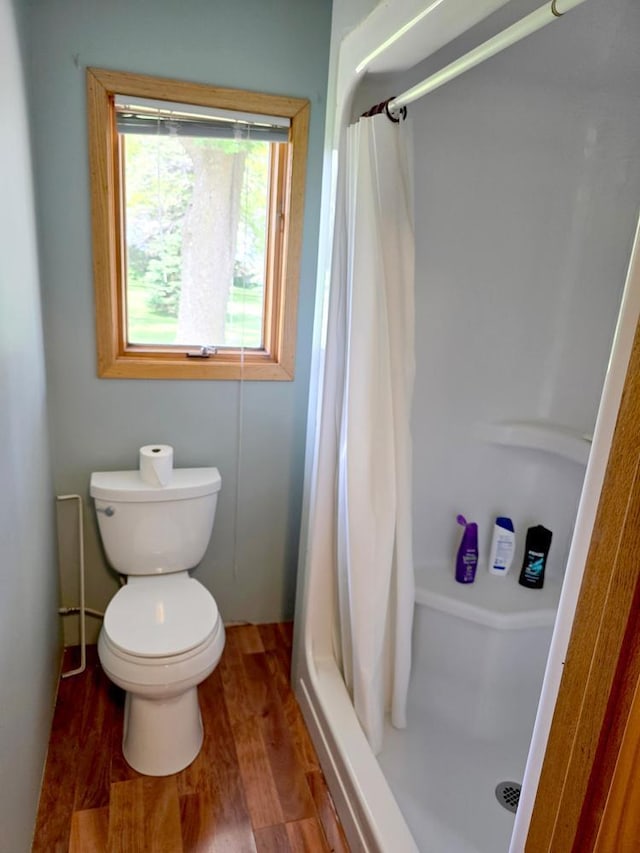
{"left": 33, "top": 624, "right": 350, "bottom": 852}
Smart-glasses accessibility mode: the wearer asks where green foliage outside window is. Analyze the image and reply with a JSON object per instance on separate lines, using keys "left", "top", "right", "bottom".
{"left": 123, "top": 133, "right": 269, "bottom": 347}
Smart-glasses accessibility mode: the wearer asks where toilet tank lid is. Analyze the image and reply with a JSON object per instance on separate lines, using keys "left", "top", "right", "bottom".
{"left": 90, "top": 467, "right": 221, "bottom": 502}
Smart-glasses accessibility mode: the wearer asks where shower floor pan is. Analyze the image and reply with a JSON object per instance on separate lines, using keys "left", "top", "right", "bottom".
{"left": 378, "top": 710, "right": 527, "bottom": 853}
{"left": 377, "top": 572, "right": 555, "bottom": 852}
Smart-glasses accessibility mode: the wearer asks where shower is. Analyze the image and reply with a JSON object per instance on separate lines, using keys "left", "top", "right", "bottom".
{"left": 293, "top": 0, "right": 640, "bottom": 850}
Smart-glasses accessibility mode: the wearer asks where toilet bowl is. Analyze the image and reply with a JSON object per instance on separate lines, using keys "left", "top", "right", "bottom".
{"left": 90, "top": 465, "right": 224, "bottom": 776}
{"left": 98, "top": 573, "right": 225, "bottom": 775}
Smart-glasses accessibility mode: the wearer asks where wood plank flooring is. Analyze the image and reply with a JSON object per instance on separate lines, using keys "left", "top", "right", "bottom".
{"left": 33, "top": 624, "right": 349, "bottom": 852}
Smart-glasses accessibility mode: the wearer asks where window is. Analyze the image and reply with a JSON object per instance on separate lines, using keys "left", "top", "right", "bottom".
{"left": 87, "top": 68, "right": 309, "bottom": 379}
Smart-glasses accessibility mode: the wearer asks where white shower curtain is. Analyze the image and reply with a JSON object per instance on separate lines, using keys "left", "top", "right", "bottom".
{"left": 310, "top": 111, "right": 415, "bottom": 754}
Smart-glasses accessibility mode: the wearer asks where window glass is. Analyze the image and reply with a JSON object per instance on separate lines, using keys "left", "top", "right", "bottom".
{"left": 122, "top": 133, "right": 270, "bottom": 349}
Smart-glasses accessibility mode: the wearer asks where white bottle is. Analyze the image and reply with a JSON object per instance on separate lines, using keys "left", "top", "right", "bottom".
{"left": 488, "top": 517, "right": 515, "bottom": 576}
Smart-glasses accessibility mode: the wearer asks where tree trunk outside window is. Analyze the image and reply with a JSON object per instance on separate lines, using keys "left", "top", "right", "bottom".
{"left": 176, "top": 140, "right": 246, "bottom": 345}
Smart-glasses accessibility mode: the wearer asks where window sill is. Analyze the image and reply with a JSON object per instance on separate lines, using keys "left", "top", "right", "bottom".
{"left": 97, "top": 352, "right": 295, "bottom": 380}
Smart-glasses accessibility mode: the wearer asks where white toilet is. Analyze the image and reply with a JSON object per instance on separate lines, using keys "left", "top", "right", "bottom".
{"left": 90, "top": 466, "right": 225, "bottom": 776}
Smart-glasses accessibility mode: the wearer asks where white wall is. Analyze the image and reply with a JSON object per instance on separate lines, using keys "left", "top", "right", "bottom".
{"left": 0, "top": 0, "right": 61, "bottom": 848}
{"left": 331, "top": 0, "right": 379, "bottom": 45}
{"left": 359, "top": 0, "right": 640, "bottom": 582}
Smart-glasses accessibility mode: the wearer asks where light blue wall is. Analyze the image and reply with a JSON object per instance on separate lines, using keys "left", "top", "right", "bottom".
{"left": 24, "top": 0, "right": 332, "bottom": 640}
{"left": 0, "top": 0, "right": 60, "bottom": 847}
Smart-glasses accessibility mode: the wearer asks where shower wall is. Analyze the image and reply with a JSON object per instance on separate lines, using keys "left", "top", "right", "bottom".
{"left": 362, "top": 0, "right": 640, "bottom": 581}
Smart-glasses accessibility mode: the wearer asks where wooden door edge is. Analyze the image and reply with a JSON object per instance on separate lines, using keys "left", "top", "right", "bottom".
{"left": 526, "top": 316, "right": 640, "bottom": 851}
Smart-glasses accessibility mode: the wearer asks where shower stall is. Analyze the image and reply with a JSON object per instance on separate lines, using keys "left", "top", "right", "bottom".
{"left": 293, "top": 0, "right": 640, "bottom": 850}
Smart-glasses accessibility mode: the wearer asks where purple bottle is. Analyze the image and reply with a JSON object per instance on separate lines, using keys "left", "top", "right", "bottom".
{"left": 455, "top": 514, "right": 479, "bottom": 584}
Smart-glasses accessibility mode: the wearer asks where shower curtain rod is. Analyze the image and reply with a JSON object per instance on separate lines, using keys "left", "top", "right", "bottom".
{"left": 377, "top": 0, "right": 589, "bottom": 119}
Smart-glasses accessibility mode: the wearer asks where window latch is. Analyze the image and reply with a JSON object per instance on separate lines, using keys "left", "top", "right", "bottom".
{"left": 186, "top": 346, "right": 218, "bottom": 359}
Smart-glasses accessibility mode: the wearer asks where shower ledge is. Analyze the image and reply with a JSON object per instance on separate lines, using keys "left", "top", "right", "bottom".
{"left": 414, "top": 564, "right": 561, "bottom": 630}
{"left": 477, "top": 421, "right": 593, "bottom": 465}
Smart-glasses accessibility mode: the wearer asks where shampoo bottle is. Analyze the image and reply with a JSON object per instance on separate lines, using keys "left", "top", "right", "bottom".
{"left": 455, "top": 515, "right": 479, "bottom": 584}
{"left": 518, "top": 525, "right": 553, "bottom": 589}
{"left": 488, "top": 517, "right": 515, "bottom": 576}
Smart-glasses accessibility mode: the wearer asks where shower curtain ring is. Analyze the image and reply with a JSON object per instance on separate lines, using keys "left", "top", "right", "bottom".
{"left": 385, "top": 101, "right": 407, "bottom": 123}
{"left": 550, "top": 0, "right": 564, "bottom": 17}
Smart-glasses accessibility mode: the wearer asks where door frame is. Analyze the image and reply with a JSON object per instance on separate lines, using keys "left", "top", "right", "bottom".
{"left": 527, "top": 298, "right": 640, "bottom": 849}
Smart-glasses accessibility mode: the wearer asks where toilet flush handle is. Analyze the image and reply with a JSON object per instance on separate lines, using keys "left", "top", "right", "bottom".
{"left": 97, "top": 505, "right": 115, "bottom": 517}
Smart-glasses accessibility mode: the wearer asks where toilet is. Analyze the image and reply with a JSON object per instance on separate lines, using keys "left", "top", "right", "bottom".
{"left": 90, "top": 465, "right": 225, "bottom": 776}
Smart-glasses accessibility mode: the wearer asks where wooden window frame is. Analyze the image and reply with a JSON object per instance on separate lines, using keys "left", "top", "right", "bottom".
{"left": 87, "top": 68, "right": 309, "bottom": 380}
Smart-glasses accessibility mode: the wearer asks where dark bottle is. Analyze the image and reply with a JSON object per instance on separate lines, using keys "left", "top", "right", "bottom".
{"left": 518, "top": 525, "right": 553, "bottom": 589}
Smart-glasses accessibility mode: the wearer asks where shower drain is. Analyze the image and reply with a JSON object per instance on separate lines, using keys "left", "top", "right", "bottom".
{"left": 495, "top": 781, "right": 521, "bottom": 813}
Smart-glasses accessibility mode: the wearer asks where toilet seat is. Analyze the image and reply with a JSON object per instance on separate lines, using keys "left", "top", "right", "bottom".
{"left": 104, "top": 573, "right": 219, "bottom": 659}
{"left": 101, "top": 622, "right": 220, "bottom": 670}
{"left": 99, "top": 614, "right": 225, "bottom": 691}
{"left": 98, "top": 572, "right": 225, "bottom": 696}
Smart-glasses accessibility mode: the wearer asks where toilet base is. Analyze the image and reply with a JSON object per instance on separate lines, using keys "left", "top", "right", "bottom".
{"left": 123, "top": 686, "right": 203, "bottom": 776}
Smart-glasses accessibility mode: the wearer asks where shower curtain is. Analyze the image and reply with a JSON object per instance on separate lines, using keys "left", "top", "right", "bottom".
{"left": 310, "top": 111, "right": 415, "bottom": 754}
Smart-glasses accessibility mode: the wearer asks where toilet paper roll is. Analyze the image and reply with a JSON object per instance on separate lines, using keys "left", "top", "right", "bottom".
{"left": 139, "top": 444, "right": 173, "bottom": 487}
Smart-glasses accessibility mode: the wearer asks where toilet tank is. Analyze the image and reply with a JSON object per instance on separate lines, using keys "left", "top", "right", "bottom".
{"left": 90, "top": 468, "right": 221, "bottom": 576}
